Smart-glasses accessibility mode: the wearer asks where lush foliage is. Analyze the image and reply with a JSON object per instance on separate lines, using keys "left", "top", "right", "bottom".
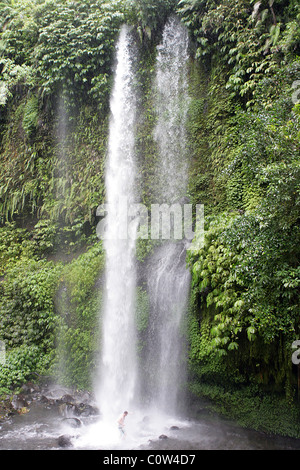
{"left": 0, "top": 0, "right": 128, "bottom": 228}
{"left": 0, "top": 258, "right": 63, "bottom": 350}
{"left": 178, "top": 0, "right": 300, "bottom": 429}
{"left": 53, "top": 242, "right": 104, "bottom": 390}
{"left": 130, "top": 0, "right": 178, "bottom": 42}
{"left": 0, "top": 345, "right": 49, "bottom": 394}
{"left": 178, "top": 0, "right": 300, "bottom": 107}
{"left": 0, "top": 257, "right": 63, "bottom": 391}
{"left": 1, "top": 0, "right": 127, "bottom": 103}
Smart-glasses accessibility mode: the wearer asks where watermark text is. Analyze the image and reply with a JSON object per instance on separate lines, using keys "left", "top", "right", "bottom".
{"left": 0, "top": 341, "right": 5, "bottom": 365}
{"left": 96, "top": 198, "right": 204, "bottom": 251}
{"left": 292, "top": 80, "right": 300, "bottom": 105}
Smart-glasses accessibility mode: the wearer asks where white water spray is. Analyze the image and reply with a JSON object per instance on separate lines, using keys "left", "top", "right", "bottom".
{"left": 153, "top": 16, "right": 190, "bottom": 204}
{"left": 75, "top": 18, "right": 192, "bottom": 449}
{"left": 95, "top": 25, "right": 138, "bottom": 423}
{"left": 144, "top": 16, "right": 191, "bottom": 416}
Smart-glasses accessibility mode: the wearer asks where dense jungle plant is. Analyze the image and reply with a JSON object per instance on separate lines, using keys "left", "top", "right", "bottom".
{"left": 53, "top": 242, "right": 104, "bottom": 389}
{"left": 0, "top": 257, "right": 63, "bottom": 390}
{"left": 178, "top": 0, "right": 300, "bottom": 106}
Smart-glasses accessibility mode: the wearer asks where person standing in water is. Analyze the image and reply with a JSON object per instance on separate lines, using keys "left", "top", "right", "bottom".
{"left": 117, "top": 411, "right": 128, "bottom": 438}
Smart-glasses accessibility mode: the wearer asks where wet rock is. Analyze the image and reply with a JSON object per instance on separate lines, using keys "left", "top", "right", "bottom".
{"left": 11, "top": 394, "right": 29, "bottom": 411}
{"left": 159, "top": 434, "right": 168, "bottom": 440}
{"left": 57, "top": 395, "right": 99, "bottom": 419}
{"left": 75, "top": 391, "right": 93, "bottom": 403}
{"left": 45, "top": 385, "right": 71, "bottom": 400}
{"left": 0, "top": 396, "right": 16, "bottom": 420}
{"left": 19, "top": 382, "right": 40, "bottom": 395}
{"left": 58, "top": 403, "right": 74, "bottom": 417}
{"left": 62, "top": 417, "right": 82, "bottom": 428}
{"left": 60, "top": 394, "right": 75, "bottom": 404}
{"left": 74, "top": 403, "right": 99, "bottom": 417}
{"left": 34, "top": 395, "right": 56, "bottom": 410}
{"left": 57, "top": 434, "right": 73, "bottom": 448}
{"left": 39, "top": 395, "right": 51, "bottom": 404}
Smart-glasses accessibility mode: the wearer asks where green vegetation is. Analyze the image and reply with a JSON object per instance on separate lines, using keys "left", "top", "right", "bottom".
{"left": 0, "top": 257, "right": 63, "bottom": 394}
{"left": 54, "top": 242, "right": 105, "bottom": 390}
{"left": 0, "top": 0, "right": 299, "bottom": 437}
{"left": 181, "top": 0, "right": 300, "bottom": 435}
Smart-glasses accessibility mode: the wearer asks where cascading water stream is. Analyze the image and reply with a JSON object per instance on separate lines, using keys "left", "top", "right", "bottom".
{"left": 153, "top": 16, "right": 190, "bottom": 205}
{"left": 75, "top": 17, "right": 192, "bottom": 449}
{"left": 95, "top": 24, "right": 138, "bottom": 424}
{"left": 144, "top": 16, "right": 191, "bottom": 417}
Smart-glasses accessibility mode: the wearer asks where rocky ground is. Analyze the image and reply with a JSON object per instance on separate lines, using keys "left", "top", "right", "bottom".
{"left": 0, "top": 381, "right": 100, "bottom": 448}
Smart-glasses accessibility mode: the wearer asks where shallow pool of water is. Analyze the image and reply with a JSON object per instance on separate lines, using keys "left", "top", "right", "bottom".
{"left": 1, "top": 401, "right": 300, "bottom": 451}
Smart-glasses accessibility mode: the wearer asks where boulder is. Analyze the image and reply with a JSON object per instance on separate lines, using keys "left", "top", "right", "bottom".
{"left": 57, "top": 434, "right": 73, "bottom": 448}
{"left": 19, "top": 382, "right": 40, "bottom": 395}
{"left": 11, "top": 394, "right": 29, "bottom": 411}
{"left": 60, "top": 394, "right": 75, "bottom": 404}
{"left": 75, "top": 403, "right": 99, "bottom": 417}
{"left": 39, "top": 395, "right": 51, "bottom": 404}
{"left": 159, "top": 434, "right": 168, "bottom": 440}
{"left": 58, "top": 402, "right": 77, "bottom": 417}
{"left": 62, "top": 417, "right": 82, "bottom": 428}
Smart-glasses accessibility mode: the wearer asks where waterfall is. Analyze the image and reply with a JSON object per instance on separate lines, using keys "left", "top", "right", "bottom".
{"left": 144, "top": 16, "right": 191, "bottom": 416}
{"left": 72, "top": 17, "right": 192, "bottom": 450}
{"left": 153, "top": 16, "right": 190, "bottom": 204}
{"left": 95, "top": 25, "right": 138, "bottom": 422}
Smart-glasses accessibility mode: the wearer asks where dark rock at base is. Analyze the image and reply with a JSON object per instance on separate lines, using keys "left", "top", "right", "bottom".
{"left": 75, "top": 391, "right": 93, "bottom": 403}
{"left": 58, "top": 402, "right": 77, "bottom": 417}
{"left": 62, "top": 417, "right": 82, "bottom": 428}
{"left": 56, "top": 393, "right": 99, "bottom": 418}
{"left": 57, "top": 434, "right": 73, "bottom": 448}
{"left": 159, "top": 434, "right": 168, "bottom": 440}
{"left": 60, "top": 394, "right": 75, "bottom": 404}
{"left": 39, "top": 395, "right": 51, "bottom": 404}
{"left": 74, "top": 403, "right": 99, "bottom": 417}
